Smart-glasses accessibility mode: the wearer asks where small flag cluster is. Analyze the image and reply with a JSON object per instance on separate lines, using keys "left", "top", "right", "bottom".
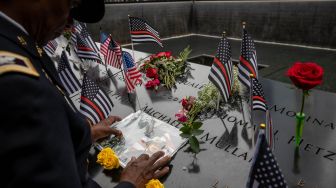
{"left": 207, "top": 25, "right": 274, "bottom": 149}
{"left": 45, "top": 17, "right": 287, "bottom": 187}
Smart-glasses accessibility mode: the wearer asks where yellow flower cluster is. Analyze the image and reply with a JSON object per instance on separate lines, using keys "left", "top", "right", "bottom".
{"left": 96, "top": 147, "right": 120, "bottom": 170}
{"left": 146, "top": 179, "right": 164, "bottom": 188}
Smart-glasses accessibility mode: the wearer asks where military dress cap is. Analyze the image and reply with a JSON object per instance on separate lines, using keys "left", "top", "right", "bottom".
{"left": 70, "top": 0, "right": 105, "bottom": 23}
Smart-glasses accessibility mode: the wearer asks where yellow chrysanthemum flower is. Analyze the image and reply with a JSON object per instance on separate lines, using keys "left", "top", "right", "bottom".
{"left": 146, "top": 179, "right": 164, "bottom": 188}
{"left": 96, "top": 147, "right": 120, "bottom": 170}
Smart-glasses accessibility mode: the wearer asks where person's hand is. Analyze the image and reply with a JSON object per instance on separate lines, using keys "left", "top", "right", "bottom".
{"left": 90, "top": 116, "right": 122, "bottom": 142}
{"left": 119, "top": 151, "right": 171, "bottom": 188}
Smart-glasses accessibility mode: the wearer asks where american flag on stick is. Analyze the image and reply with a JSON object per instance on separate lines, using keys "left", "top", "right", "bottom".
{"left": 208, "top": 33, "right": 233, "bottom": 102}
{"left": 251, "top": 77, "right": 267, "bottom": 112}
{"left": 238, "top": 25, "right": 258, "bottom": 88}
{"left": 246, "top": 128, "right": 287, "bottom": 188}
{"left": 122, "top": 51, "right": 142, "bottom": 93}
{"left": 44, "top": 39, "right": 58, "bottom": 57}
{"left": 99, "top": 31, "right": 109, "bottom": 44}
{"left": 79, "top": 74, "right": 113, "bottom": 124}
{"left": 129, "top": 16, "right": 162, "bottom": 47}
{"left": 70, "top": 21, "right": 83, "bottom": 45}
{"left": 100, "top": 35, "right": 122, "bottom": 69}
{"left": 72, "top": 22, "right": 101, "bottom": 64}
{"left": 57, "top": 51, "right": 81, "bottom": 95}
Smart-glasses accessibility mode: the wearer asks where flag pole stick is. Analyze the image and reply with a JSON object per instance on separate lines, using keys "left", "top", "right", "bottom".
{"left": 128, "top": 15, "right": 136, "bottom": 62}
{"left": 249, "top": 74, "right": 255, "bottom": 147}
{"left": 266, "top": 110, "right": 270, "bottom": 149}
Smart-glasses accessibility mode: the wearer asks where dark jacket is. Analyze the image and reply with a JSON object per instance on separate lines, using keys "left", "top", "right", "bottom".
{"left": 0, "top": 15, "right": 133, "bottom": 188}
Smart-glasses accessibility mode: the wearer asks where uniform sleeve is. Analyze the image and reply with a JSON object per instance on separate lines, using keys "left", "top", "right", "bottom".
{"left": 0, "top": 74, "right": 83, "bottom": 188}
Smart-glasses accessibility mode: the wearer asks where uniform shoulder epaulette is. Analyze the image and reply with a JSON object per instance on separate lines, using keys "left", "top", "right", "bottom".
{"left": 0, "top": 51, "right": 39, "bottom": 77}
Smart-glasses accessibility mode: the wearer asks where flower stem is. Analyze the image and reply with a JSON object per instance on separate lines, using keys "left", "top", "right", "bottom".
{"left": 299, "top": 90, "right": 306, "bottom": 116}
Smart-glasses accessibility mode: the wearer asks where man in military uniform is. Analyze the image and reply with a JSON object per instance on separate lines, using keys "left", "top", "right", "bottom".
{"left": 0, "top": 0, "right": 171, "bottom": 188}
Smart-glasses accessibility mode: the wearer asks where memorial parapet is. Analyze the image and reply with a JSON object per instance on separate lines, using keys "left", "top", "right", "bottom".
{"left": 69, "top": 49, "right": 335, "bottom": 188}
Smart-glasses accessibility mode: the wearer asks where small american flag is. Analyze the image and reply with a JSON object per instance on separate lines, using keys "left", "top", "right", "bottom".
{"left": 57, "top": 51, "right": 81, "bottom": 95}
{"left": 75, "top": 31, "right": 101, "bottom": 64}
{"left": 43, "top": 39, "right": 58, "bottom": 57}
{"left": 122, "top": 51, "right": 142, "bottom": 93}
{"left": 208, "top": 35, "right": 233, "bottom": 102}
{"left": 99, "top": 31, "right": 109, "bottom": 44}
{"left": 100, "top": 35, "right": 111, "bottom": 56}
{"left": 73, "top": 22, "right": 101, "bottom": 63}
{"left": 79, "top": 74, "right": 114, "bottom": 124}
{"left": 129, "top": 16, "right": 162, "bottom": 47}
{"left": 239, "top": 28, "right": 258, "bottom": 88}
{"left": 251, "top": 77, "right": 267, "bottom": 112}
{"left": 246, "top": 130, "right": 287, "bottom": 188}
{"left": 71, "top": 21, "right": 83, "bottom": 45}
{"left": 100, "top": 35, "right": 122, "bottom": 69}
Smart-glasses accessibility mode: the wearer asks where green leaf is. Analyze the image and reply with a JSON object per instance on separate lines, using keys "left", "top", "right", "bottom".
{"left": 192, "top": 122, "right": 203, "bottom": 129}
{"left": 189, "top": 136, "right": 200, "bottom": 153}
{"left": 180, "top": 125, "right": 191, "bottom": 134}
{"left": 180, "top": 133, "right": 190, "bottom": 138}
{"left": 191, "top": 129, "right": 204, "bottom": 136}
{"left": 178, "top": 45, "right": 192, "bottom": 63}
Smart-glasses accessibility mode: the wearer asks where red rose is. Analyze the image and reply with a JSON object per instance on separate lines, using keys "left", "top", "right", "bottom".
{"left": 181, "top": 98, "right": 188, "bottom": 107}
{"left": 146, "top": 68, "right": 158, "bottom": 78}
{"left": 287, "top": 62, "right": 324, "bottom": 90}
{"left": 145, "top": 81, "right": 153, "bottom": 89}
{"left": 149, "top": 54, "right": 157, "bottom": 60}
{"left": 175, "top": 110, "right": 188, "bottom": 122}
{"left": 156, "top": 52, "right": 166, "bottom": 58}
{"left": 152, "top": 78, "right": 160, "bottom": 86}
{"left": 164, "top": 51, "right": 172, "bottom": 58}
{"left": 177, "top": 115, "right": 187, "bottom": 122}
{"left": 156, "top": 51, "right": 172, "bottom": 58}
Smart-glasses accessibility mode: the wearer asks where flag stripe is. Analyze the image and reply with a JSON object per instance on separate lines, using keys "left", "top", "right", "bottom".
{"left": 240, "top": 56, "right": 257, "bottom": 77}
{"left": 209, "top": 71, "right": 229, "bottom": 100}
{"left": 214, "top": 58, "right": 231, "bottom": 94}
{"left": 57, "top": 51, "right": 81, "bottom": 95}
{"left": 80, "top": 103, "right": 100, "bottom": 124}
{"left": 81, "top": 96, "right": 104, "bottom": 120}
{"left": 130, "top": 31, "right": 161, "bottom": 42}
{"left": 94, "top": 97, "right": 108, "bottom": 118}
{"left": 60, "top": 72, "right": 76, "bottom": 93}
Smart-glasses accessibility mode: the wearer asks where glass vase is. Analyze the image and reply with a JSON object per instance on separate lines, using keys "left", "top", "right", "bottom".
{"left": 295, "top": 113, "right": 305, "bottom": 147}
